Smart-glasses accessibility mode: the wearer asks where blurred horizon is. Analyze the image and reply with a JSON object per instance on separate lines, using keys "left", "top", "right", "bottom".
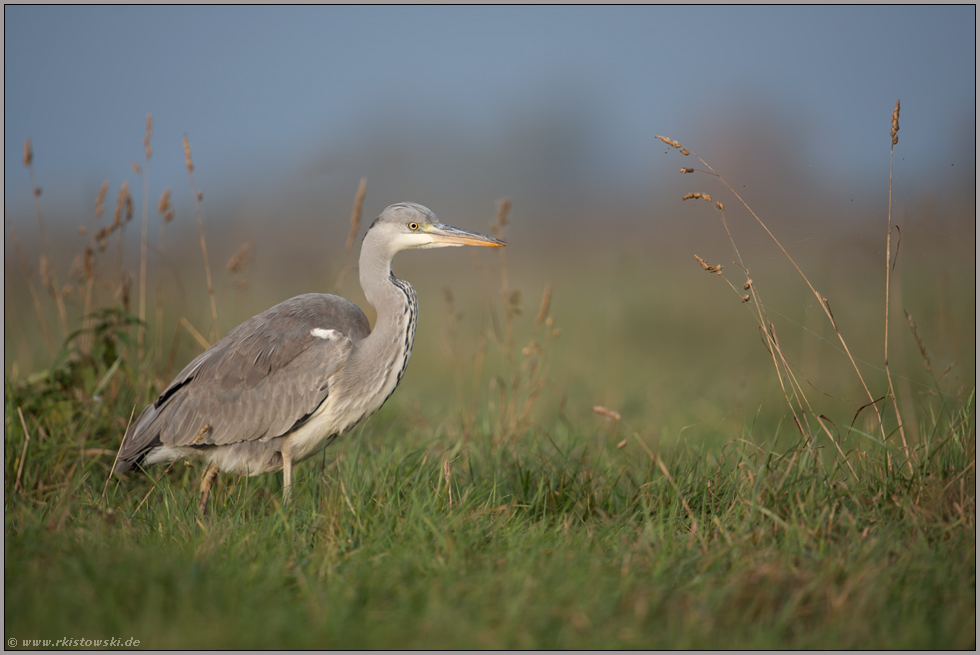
{"left": 4, "top": 6, "right": 976, "bottom": 231}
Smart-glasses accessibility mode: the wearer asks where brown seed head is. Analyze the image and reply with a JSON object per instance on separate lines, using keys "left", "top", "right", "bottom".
{"left": 521, "top": 343, "right": 543, "bottom": 357}
{"left": 124, "top": 186, "right": 134, "bottom": 222}
{"left": 535, "top": 283, "right": 552, "bottom": 325}
{"left": 112, "top": 180, "right": 133, "bottom": 225}
{"left": 95, "top": 181, "right": 109, "bottom": 218}
{"left": 683, "top": 192, "right": 715, "bottom": 205}
{"left": 656, "top": 135, "right": 683, "bottom": 149}
{"left": 77, "top": 225, "right": 88, "bottom": 236}
{"left": 131, "top": 161, "right": 141, "bottom": 175}
{"left": 680, "top": 167, "right": 695, "bottom": 173}
{"left": 157, "top": 187, "right": 172, "bottom": 214}
{"left": 23, "top": 138, "right": 33, "bottom": 167}
{"left": 890, "top": 99, "right": 900, "bottom": 145}
{"left": 346, "top": 177, "right": 367, "bottom": 253}
{"left": 743, "top": 278, "right": 753, "bottom": 290}
{"left": 716, "top": 201, "right": 724, "bottom": 211}
{"left": 144, "top": 114, "right": 153, "bottom": 159}
{"left": 741, "top": 293, "right": 751, "bottom": 303}
{"left": 592, "top": 405, "right": 621, "bottom": 421}
{"left": 183, "top": 135, "right": 194, "bottom": 173}
{"left": 679, "top": 148, "right": 691, "bottom": 156}
{"left": 694, "top": 254, "right": 723, "bottom": 275}
{"left": 191, "top": 423, "right": 213, "bottom": 444}
{"left": 226, "top": 242, "right": 252, "bottom": 274}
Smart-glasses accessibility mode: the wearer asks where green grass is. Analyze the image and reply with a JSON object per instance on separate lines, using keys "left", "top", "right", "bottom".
{"left": 4, "top": 377, "right": 975, "bottom": 648}
{"left": 5, "top": 122, "right": 976, "bottom": 649}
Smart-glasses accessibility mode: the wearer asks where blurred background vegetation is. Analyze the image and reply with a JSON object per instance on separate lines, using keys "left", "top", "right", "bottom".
{"left": 5, "top": 103, "right": 974, "bottom": 445}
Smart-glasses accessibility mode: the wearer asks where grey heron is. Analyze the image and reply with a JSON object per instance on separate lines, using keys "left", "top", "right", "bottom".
{"left": 114, "top": 202, "right": 505, "bottom": 512}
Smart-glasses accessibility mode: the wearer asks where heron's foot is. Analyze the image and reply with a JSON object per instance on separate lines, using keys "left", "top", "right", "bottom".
{"left": 198, "top": 463, "right": 219, "bottom": 515}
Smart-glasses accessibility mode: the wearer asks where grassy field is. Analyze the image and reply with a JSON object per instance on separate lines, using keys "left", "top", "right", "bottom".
{"left": 4, "top": 124, "right": 975, "bottom": 648}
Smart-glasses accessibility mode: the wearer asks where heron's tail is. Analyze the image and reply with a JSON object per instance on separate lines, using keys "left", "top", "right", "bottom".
{"left": 113, "top": 402, "right": 161, "bottom": 475}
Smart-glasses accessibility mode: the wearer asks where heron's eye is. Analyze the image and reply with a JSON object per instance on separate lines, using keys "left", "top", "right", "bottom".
{"left": 409, "top": 222, "right": 419, "bottom": 231}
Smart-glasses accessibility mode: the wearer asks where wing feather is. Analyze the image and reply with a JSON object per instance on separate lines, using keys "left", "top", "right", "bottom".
{"left": 115, "top": 293, "right": 370, "bottom": 472}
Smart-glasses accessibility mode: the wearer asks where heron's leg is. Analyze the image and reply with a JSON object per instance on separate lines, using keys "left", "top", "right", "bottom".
{"left": 282, "top": 454, "right": 293, "bottom": 506}
{"left": 198, "top": 462, "right": 219, "bottom": 515}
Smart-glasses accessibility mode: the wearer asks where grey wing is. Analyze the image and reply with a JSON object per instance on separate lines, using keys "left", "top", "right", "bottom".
{"left": 115, "top": 293, "right": 370, "bottom": 473}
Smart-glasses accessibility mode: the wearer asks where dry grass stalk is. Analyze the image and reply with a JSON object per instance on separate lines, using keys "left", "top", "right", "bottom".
{"left": 473, "top": 200, "right": 554, "bottom": 439}
{"left": 903, "top": 310, "right": 933, "bottom": 375}
{"left": 535, "top": 282, "right": 552, "bottom": 324}
{"left": 670, "top": 142, "right": 869, "bottom": 478}
{"left": 80, "top": 182, "right": 111, "bottom": 353}
{"left": 165, "top": 316, "right": 212, "bottom": 379}
{"left": 112, "top": 181, "right": 134, "bottom": 289}
{"left": 441, "top": 287, "right": 468, "bottom": 412}
{"left": 183, "top": 135, "right": 194, "bottom": 174}
{"left": 491, "top": 198, "right": 519, "bottom": 433}
{"left": 6, "top": 209, "right": 55, "bottom": 355}
{"left": 155, "top": 187, "right": 174, "bottom": 368}
{"left": 138, "top": 113, "right": 154, "bottom": 364}
{"left": 884, "top": 99, "right": 912, "bottom": 471}
{"left": 513, "top": 284, "right": 561, "bottom": 431}
{"left": 22, "top": 138, "right": 69, "bottom": 338}
{"left": 443, "top": 457, "right": 458, "bottom": 510}
{"left": 102, "top": 406, "right": 134, "bottom": 505}
{"left": 15, "top": 408, "right": 33, "bottom": 494}
{"left": 664, "top": 134, "right": 889, "bottom": 468}
{"left": 653, "top": 454, "right": 705, "bottom": 548}
{"left": 131, "top": 459, "right": 177, "bottom": 518}
{"left": 183, "top": 134, "right": 220, "bottom": 341}
{"left": 336, "top": 177, "right": 367, "bottom": 294}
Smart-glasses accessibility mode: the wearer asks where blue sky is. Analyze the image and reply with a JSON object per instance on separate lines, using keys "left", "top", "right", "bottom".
{"left": 4, "top": 5, "right": 975, "bottom": 225}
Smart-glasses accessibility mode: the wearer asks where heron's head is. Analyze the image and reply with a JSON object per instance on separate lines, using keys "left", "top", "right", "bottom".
{"left": 365, "top": 203, "right": 506, "bottom": 256}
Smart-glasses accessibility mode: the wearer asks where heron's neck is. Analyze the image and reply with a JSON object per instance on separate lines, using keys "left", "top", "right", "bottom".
{"left": 358, "top": 238, "right": 418, "bottom": 368}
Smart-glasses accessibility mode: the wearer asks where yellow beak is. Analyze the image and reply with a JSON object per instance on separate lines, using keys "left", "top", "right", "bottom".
{"left": 427, "top": 224, "right": 506, "bottom": 248}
